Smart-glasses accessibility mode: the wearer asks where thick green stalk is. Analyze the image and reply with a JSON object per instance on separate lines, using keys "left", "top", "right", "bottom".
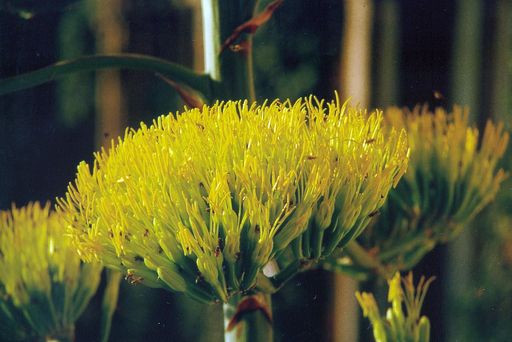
{"left": 201, "top": 2, "right": 273, "bottom": 341}
{"left": 223, "top": 294, "right": 273, "bottom": 342}
{"left": 200, "top": 0, "right": 257, "bottom": 101}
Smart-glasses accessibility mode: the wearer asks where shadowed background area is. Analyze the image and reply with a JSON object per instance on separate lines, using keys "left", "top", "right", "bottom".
{"left": 0, "top": 0, "right": 511, "bottom": 341}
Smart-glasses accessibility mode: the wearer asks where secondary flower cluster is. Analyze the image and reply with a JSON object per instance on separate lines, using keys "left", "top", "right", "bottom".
{"left": 355, "top": 106, "right": 508, "bottom": 272}
{"left": 356, "top": 272, "right": 434, "bottom": 342}
{"left": 58, "top": 97, "right": 409, "bottom": 303}
{"left": 0, "top": 203, "right": 102, "bottom": 341}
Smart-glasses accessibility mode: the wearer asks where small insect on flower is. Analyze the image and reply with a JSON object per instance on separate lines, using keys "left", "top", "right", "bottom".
{"left": 368, "top": 211, "right": 380, "bottom": 218}
{"left": 215, "top": 238, "right": 225, "bottom": 257}
{"left": 125, "top": 272, "right": 144, "bottom": 285}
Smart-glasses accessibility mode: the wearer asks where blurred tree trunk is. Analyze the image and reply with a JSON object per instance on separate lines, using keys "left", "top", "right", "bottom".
{"left": 333, "top": 1, "right": 373, "bottom": 341}
{"left": 488, "top": 0, "right": 511, "bottom": 122}
{"left": 94, "top": 0, "right": 127, "bottom": 148}
{"left": 94, "top": 4, "right": 126, "bottom": 340}
{"left": 338, "top": 0, "right": 373, "bottom": 105}
{"left": 446, "top": 0, "right": 483, "bottom": 341}
{"left": 450, "top": 0, "right": 482, "bottom": 117}
{"left": 374, "top": 0, "right": 400, "bottom": 107}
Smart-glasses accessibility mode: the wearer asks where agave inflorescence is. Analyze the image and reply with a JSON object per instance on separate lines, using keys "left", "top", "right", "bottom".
{"left": 58, "top": 97, "right": 409, "bottom": 303}
{"left": 334, "top": 106, "right": 509, "bottom": 277}
{"left": 271, "top": 101, "right": 409, "bottom": 282}
{"left": 0, "top": 202, "right": 102, "bottom": 341}
{"left": 356, "top": 272, "right": 434, "bottom": 342}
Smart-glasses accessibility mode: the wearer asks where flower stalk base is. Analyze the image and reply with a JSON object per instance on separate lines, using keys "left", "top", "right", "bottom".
{"left": 223, "top": 293, "right": 273, "bottom": 342}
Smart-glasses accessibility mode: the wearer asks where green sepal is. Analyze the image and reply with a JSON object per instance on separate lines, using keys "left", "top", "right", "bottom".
{"left": 156, "top": 265, "right": 188, "bottom": 293}
{"left": 417, "top": 316, "right": 431, "bottom": 342}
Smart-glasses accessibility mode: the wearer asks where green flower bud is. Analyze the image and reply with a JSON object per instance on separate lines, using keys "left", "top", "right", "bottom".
{"left": 356, "top": 272, "right": 434, "bottom": 342}
{"left": 417, "top": 316, "right": 431, "bottom": 342}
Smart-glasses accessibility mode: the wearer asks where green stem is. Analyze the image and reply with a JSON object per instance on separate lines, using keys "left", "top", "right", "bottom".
{"left": 223, "top": 293, "right": 273, "bottom": 342}
{"left": 377, "top": 231, "right": 429, "bottom": 262}
{"left": 46, "top": 325, "right": 75, "bottom": 342}
{"left": 216, "top": 1, "right": 258, "bottom": 101}
{"left": 205, "top": 2, "right": 270, "bottom": 341}
{"left": 0, "top": 54, "right": 216, "bottom": 99}
{"left": 269, "top": 259, "right": 314, "bottom": 291}
{"left": 322, "top": 262, "right": 370, "bottom": 281}
{"left": 344, "top": 241, "right": 391, "bottom": 279}
{"left": 255, "top": 273, "right": 278, "bottom": 294}
{"left": 100, "top": 270, "right": 122, "bottom": 342}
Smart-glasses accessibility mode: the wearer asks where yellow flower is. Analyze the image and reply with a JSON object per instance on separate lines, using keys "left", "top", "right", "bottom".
{"left": 0, "top": 202, "right": 102, "bottom": 340}
{"left": 283, "top": 100, "right": 409, "bottom": 264}
{"left": 356, "top": 272, "right": 434, "bottom": 342}
{"left": 360, "top": 106, "right": 508, "bottom": 272}
{"left": 356, "top": 291, "right": 386, "bottom": 340}
{"left": 58, "top": 97, "right": 408, "bottom": 303}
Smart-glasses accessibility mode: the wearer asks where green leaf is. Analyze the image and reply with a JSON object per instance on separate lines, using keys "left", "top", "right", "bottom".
{"left": 0, "top": 54, "right": 217, "bottom": 101}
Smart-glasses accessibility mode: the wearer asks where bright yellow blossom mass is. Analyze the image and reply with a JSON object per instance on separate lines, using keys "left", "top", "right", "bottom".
{"left": 0, "top": 203, "right": 102, "bottom": 340}
{"left": 58, "top": 97, "right": 409, "bottom": 303}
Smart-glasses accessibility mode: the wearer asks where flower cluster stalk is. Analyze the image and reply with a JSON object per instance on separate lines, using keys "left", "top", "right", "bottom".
{"left": 223, "top": 293, "right": 272, "bottom": 342}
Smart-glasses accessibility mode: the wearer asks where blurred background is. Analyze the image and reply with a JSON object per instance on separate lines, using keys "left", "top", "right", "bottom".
{"left": 0, "top": 0, "right": 511, "bottom": 341}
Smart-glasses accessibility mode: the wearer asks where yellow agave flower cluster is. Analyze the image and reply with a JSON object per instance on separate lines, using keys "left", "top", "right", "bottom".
{"left": 0, "top": 203, "right": 102, "bottom": 340}
{"left": 58, "top": 97, "right": 408, "bottom": 303}
{"left": 357, "top": 106, "right": 509, "bottom": 272}
{"left": 356, "top": 272, "right": 433, "bottom": 342}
